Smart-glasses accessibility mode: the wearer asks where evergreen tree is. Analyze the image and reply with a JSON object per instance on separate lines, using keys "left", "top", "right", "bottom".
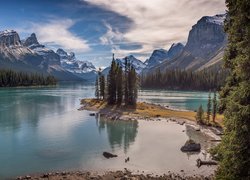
{"left": 215, "top": 0, "right": 250, "bottom": 179}
{"left": 95, "top": 76, "right": 100, "bottom": 99}
{"left": 196, "top": 105, "right": 204, "bottom": 124}
{"left": 212, "top": 91, "right": 217, "bottom": 122}
{"left": 141, "top": 69, "right": 228, "bottom": 91}
{"left": 99, "top": 74, "right": 105, "bottom": 100}
{"left": 206, "top": 92, "right": 212, "bottom": 124}
{"left": 124, "top": 57, "right": 129, "bottom": 105}
{"left": 107, "top": 54, "right": 117, "bottom": 104}
{"left": 0, "top": 69, "right": 56, "bottom": 87}
{"left": 116, "top": 66, "right": 123, "bottom": 104}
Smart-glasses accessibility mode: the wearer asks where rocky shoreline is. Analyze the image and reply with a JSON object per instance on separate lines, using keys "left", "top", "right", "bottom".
{"left": 16, "top": 170, "right": 215, "bottom": 180}
{"left": 79, "top": 99, "right": 223, "bottom": 141}
{"left": 14, "top": 99, "right": 223, "bottom": 180}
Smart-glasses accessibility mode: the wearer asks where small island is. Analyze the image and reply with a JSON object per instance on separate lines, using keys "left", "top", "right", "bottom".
{"left": 80, "top": 98, "right": 224, "bottom": 126}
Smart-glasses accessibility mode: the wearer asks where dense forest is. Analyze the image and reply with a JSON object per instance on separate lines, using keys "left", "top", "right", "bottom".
{"left": 141, "top": 69, "right": 228, "bottom": 91}
{"left": 211, "top": 0, "right": 250, "bottom": 179}
{"left": 0, "top": 69, "right": 57, "bottom": 87}
{"left": 95, "top": 54, "right": 138, "bottom": 106}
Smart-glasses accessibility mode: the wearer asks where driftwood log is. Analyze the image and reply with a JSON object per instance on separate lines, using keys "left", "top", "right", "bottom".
{"left": 196, "top": 158, "right": 218, "bottom": 167}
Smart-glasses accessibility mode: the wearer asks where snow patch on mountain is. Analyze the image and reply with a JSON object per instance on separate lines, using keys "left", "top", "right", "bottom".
{"left": 102, "top": 55, "right": 145, "bottom": 75}
{"left": 203, "top": 14, "right": 226, "bottom": 25}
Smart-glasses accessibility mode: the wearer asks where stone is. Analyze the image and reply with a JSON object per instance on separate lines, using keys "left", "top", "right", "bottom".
{"left": 181, "top": 139, "right": 201, "bottom": 152}
{"left": 102, "top": 151, "right": 118, "bottom": 159}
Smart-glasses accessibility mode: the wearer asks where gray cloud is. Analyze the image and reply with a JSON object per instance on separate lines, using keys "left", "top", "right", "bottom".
{"left": 84, "top": 0, "right": 226, "bottom": 60}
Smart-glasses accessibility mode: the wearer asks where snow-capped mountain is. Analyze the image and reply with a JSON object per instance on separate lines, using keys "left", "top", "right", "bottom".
{"left": 23, "top": 33, "right": 61, "bottom": 67}
{"left": 102, "top": 55, "right": 146, "bottom": 75}
{"left": 56, "top": 48, "right": 97, "bottom": 81}
{"left": 117, "top": 55, "right": 146, "bottom": 73}
{"left": 0, "top": 30, "right": 82, "bottom": 81}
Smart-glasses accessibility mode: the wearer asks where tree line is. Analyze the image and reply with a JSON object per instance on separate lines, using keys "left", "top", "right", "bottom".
{"left": 141, "top": 68, "right": 229, "bottom": 91}
{"left": 0, "top": 69, "right": 57, "bottom": 87}
{"left": 95, "top": 54, "right": 138, "bottom": 106}
{"left": 211, "top": 0, "right": 250, "bottom": 179}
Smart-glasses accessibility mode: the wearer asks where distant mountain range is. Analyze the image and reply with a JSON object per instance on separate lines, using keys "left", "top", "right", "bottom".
{"left": 103, "top": 14, "right": 227, "bottom": 76}
{"left": 143, "top": 14, "right": 227, "bottom": 74}
{"left": 0, "top": 13, "right": 227, "bottom": 81}
{"left": 0, "top": 31, "right": 97, "bottom": 81}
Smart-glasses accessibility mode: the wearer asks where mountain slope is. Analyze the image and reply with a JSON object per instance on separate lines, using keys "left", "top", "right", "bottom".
{"left": 102, "top": 55, "right": 145, "bottom": 75}
{"left": 56, "top": 48, "right": 97, "bottom": 81}
{"left": 0, "top": 31, "right": 82, "bottom": 81}
{"left": 147, "top": 14, "right": 227, "bottom": 73}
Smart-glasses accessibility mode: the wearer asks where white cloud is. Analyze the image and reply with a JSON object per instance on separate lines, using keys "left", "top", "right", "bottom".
{"left": 31, "top": 19, "right": 90, "bottom": 53}
{"left": 100, "top": 22, "right": 123, "bottom": 51}
{"left": 85, "top": 0, "right": 226, "bottom": 59}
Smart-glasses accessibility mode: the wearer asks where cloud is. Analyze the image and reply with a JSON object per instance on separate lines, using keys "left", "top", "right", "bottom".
{"left": 31, "top": 19, "right": 90, "bottom": 53}
{"left": 84, "top": 0, "right": 226, "bottom": 59}
{"left": 100, "top": 22, "right": 123, "bottom": 50}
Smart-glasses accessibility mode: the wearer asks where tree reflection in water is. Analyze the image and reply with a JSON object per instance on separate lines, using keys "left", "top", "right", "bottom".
{"left": 96, "top": 114, "right": 138, "bottom": 154}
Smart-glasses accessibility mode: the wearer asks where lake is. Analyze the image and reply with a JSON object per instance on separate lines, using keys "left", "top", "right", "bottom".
{"left": 0, "top": 83, "right": 214, "bottom": 178}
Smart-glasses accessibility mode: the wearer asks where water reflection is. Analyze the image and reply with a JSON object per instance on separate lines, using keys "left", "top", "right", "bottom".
{"left": 185, "top": 125, "right": 214, "bottom": 160}
{"left": 0, "top": 89, "right": 70, "bottom": 132}
{"left": 96, "top": 114, "right": 138, "bottom": 153}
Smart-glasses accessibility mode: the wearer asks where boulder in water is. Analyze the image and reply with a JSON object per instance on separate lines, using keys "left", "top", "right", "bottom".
{"left": 103, "top": 152, "right": 117, "bottom": 159}
{"left": 181, "top": 139, "right": 201, "bottom": 152}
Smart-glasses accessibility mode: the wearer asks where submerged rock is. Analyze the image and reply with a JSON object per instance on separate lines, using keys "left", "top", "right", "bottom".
{"left": 181, "top": 139, "right": 201, "bottom": 152}
{"left": 103, "top": 152, "right": 118, "bottom": 159}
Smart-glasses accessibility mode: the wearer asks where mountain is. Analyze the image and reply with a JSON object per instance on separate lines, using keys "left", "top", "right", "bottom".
{"left": 56, "top": 48, "right": 97, "bottom": 81}
{"left": 102, "top": 55, "right": 145, "bottom": 75}
{"left": 144, "top": 43, "right": 184, "bottom": 69}
{"left": 0, "top": 30, "right": 83, "bottom": 81}
{"left": 185, "top": 14, "right": 226, "bottom": 60}
{"left": 147, "top": 14, "right": 227, "bottom": 73}
{"left": 144, "top": 49, "right": 168, "bottom": 68}
{"left": 0, "top": 30, "right": 44, "bottom": 71}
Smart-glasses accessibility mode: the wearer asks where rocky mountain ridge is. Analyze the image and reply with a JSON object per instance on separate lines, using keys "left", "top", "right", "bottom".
{"left": 0, "top": 31, "right": 97, "bottom": 81}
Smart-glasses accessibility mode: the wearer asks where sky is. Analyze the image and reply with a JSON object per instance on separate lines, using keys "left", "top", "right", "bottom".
{"left": 0, "top": 0, "right": 226, "bottom": 68}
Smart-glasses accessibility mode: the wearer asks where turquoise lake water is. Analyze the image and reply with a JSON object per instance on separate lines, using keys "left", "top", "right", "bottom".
{"left": 0, "top": 83, "right": 214, "bottom": 178}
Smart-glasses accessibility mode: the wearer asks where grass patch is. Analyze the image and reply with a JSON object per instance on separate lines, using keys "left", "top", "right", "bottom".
{"left": 81, "top": 98, "right": 223, "bottom": 127}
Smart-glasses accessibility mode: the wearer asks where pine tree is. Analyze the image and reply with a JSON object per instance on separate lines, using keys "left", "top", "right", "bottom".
{"left": 212, "top": 91, "right": 217, "bottom": 122}
{"left": 95, "top": 76, "right": 100, "bottom": 99}
{"left": 206, "top": 92, "right": 212, "bottom": 124}
{"left": 196, "top": 105, "right": 204, "bottom": 124}
{"left": 107, "top": 54, "right": 117, "bottom": 104}
{"left": 124, "top": 57, "right": 129, "bottom": 105}
{"left": 99, "top": 74, "right": 105, "bottom": 100}
{"left": 116, "top": 66, "right": 123, "bottom": 104}
{"left": 215, "top": 0, "right": 250, "bottom": 179}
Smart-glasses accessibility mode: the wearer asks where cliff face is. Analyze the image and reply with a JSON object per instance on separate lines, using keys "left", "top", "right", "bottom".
{"left": 23, "top": 33, "right": 39, "bottom": 47}
{"left": 144, "top": 43, "right": 184, "bottom": 69}
{"left": 0, "top": 30, "right": 21, "bottom": 47}
{"left": 147, "top": 14, "right": 227, "bottom": 73}
{"left": 23, "top": 33, "right": 61, "bottom": 66}
{"left": 0, "top": 30, "right": 81, "bottom": 81}
{"left": 185, "top": 14, "right": 226, "bottom": 60}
